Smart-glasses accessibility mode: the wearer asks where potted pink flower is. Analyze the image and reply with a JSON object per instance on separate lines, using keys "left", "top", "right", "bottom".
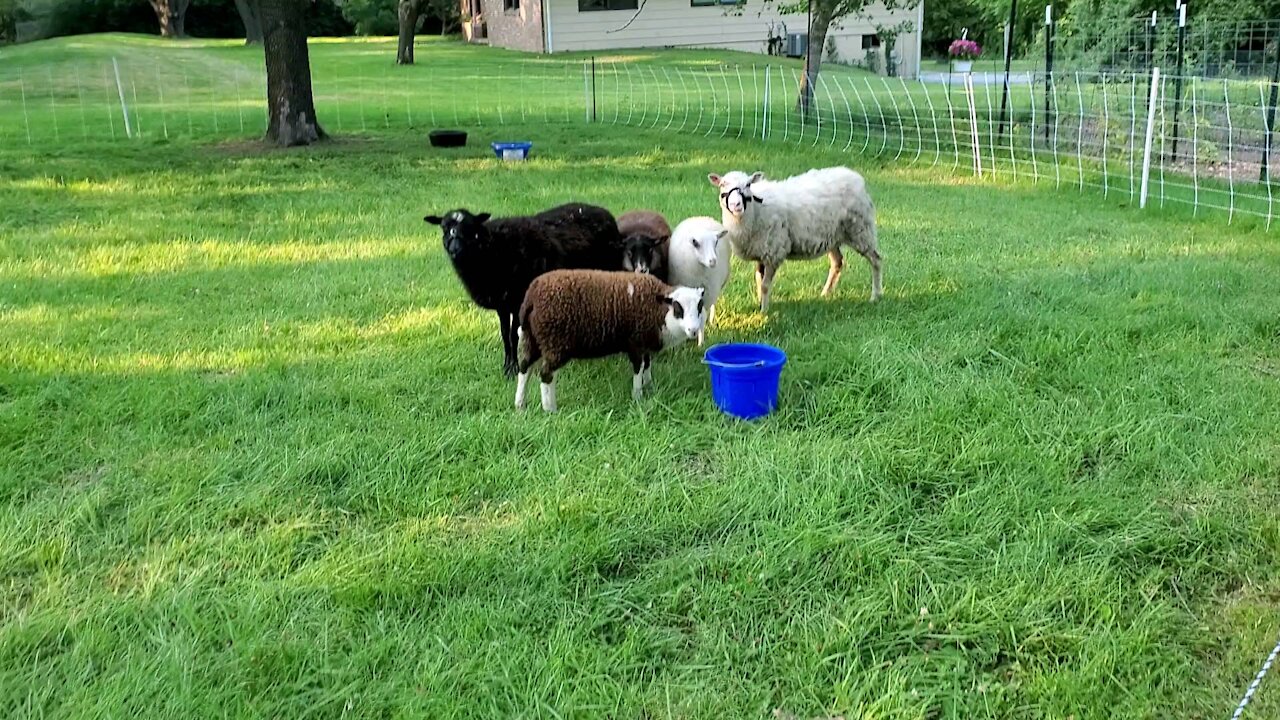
{"left": 949, "top": 38, "right": 981, "bottom": 73}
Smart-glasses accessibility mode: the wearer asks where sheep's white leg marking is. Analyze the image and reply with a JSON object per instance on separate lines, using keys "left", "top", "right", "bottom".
{"left": 515, "top": 372, "right": 529, "bottom": 410}
{"left": 541, "top": 379, "right": 557, "bottom": 412}
{"left": 632, "top": 371, "right": 644, "bottom": 401}
{"left": 707, "top": 304, "right": 716, "bottom": 326}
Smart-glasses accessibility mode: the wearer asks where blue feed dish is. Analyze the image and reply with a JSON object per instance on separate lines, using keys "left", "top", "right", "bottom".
{"left": 703, "top": 343, "right": 787, "bottom": 420}
{"left": 492, "top": 141, "right": 533, "bottom": 161}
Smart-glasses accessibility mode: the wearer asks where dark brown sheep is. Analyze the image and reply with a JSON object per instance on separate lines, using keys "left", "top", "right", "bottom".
{"left": 515, "top": 269, "right": 705, "bottom": 412}
{"left": 617, "top": 210, "right": 673, "bottom": 282}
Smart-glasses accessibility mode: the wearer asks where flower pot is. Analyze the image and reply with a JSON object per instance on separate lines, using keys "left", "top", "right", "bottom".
{"left": 953, "top": 60, "right": 973, "bottom": 73}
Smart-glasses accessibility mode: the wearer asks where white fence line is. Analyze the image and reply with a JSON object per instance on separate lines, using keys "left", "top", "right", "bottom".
{"left": 1, "top": 56, "right": 1277, "bottom": 228}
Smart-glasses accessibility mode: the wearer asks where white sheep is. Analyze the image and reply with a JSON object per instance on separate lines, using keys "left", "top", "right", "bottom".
{"left": 708, "top": 166, "right": 882, "bottom": 312}
{"left": 667, "top": 216, "right": 732, "bottom": 346}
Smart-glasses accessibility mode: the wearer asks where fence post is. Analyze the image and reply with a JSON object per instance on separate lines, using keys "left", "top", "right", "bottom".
{"left": 112, "top": 57, "right": 132, "bottom": 139}
{"left": 1147, "top": 11, "right": 1156, "bottom": 73}
{"left": 1261, "top": 38, "right": 1280, "bottom": 182}
{"left": 1140, "top": 67, "right": 1161, "bottom": 209}
{"left": 997, "top": 0, "right": 1019, "bottom": 137}
{"left": 591, "top": 57, "right": 597, "bottom": 122}
{"left": 583, "top": 61, "right": 591, "bottom": 122}
{"left": 762, "top": 65, "right": 771, "bottom": 140}
{"left": 1044, "top": 4, "right": 1053, "bottom": 143}
{"left": 1170, "top": 3, "right": 1186, "bottom": 159}
{"left": 966, "top": 74, "right": 982, "bottom": 177}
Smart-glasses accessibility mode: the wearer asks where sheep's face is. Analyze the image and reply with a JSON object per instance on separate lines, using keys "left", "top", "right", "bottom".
{"left": 686, "top": 226, "right": 728, "bottom": 269}
{"left": 708, "top": 171, "right": 764, "bottom": 218}
{"left": 424, "top": 209, "right": 491, "bottom": 259}
{"left": 661, "top": 287, "right": 706, "bottom": 345}
{"left": 621, "top": 233, "right": 664, "bottom": 275}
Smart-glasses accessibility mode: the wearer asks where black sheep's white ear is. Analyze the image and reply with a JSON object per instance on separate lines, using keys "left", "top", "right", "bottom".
{"left": 748, "top": 171, "right": 764, "bottom": 184}
{"left": 424, "top": 215, "right": 443, "bottom": 225}
{"left": 476, "top": 213, "right": 492, "bottom": 223}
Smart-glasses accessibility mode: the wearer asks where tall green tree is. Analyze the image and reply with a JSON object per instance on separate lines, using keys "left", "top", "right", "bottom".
{"left": 254, "top": 0, "right": 326, "bottom": 145}
{"left": 757, "top": 0, "right": 919, "bottom": 113}
{"left": 149, "top": 0, "right": 192, "bottom": 36}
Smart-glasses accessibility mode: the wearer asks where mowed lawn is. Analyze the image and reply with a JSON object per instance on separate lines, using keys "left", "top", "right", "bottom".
{"left": 3, "top": 38, "right": 1280, "bottom": 720}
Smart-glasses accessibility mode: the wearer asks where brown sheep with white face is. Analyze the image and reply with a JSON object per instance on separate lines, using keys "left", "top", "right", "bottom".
{"left": 515, "top": 269, "right": 705, "bottom": 412}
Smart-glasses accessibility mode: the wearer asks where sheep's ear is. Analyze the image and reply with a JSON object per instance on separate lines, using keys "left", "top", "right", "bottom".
{"left": 475, "top": 213, "right": 492, "bottom": 224}
{"left": 715, "top": 229, "right": 728, "bottom": 240}
{"left": 707, "top": 173, "right": 722, "bottom": 187}
{"left": 424, "top": 215, "right": 443, "bottom": 225}
{"left": 658, "top": 295, "right": 674, "bottom": 306}
{"left": 748, "top": 171, "right": 764, "bottom": 184}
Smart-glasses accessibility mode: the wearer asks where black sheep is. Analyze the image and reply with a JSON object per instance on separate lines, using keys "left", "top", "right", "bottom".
{"left": 424, "top": 203, "right": 624, "bottom": 377}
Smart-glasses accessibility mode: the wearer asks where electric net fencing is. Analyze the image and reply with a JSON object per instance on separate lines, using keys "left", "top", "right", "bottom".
{"left": 591, "top": 60, "right": 1279, "bottom": 227}
{"left": 2, "top": 43, "right": 1279, "bottom": 229}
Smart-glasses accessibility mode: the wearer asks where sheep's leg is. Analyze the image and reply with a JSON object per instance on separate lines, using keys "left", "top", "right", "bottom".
{"left": 629, "top": 352, "right": 645, "bottom": 401}
{"left": 822, "top": 248, "right": 844, "bottom": 297}
{"left": 759, "top": 263, "right": 778, "bottom": 313}
{"left": 498, "top": 311, "right": 517, "bottom": 378}
{"left": 515, "top": 345, "right": 541, "bottom": 411}
{"left": 852, "top": 245, "right": 884, "bottom": 302}
{"left": 539, "top": 361, "right": 560, "bottom": 412}
{"left": 641, "top": 355, "right": 652, "bottom": 387}
{"left": 707, "top": 304, "right": 716, "bottom": 327}
{"left": 754, "top": 262, "right": 766, "bottom": 304}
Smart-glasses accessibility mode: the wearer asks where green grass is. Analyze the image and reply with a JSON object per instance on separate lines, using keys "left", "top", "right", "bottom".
{"left": 4, "top": 35, "right": 1280, "bottom": 719}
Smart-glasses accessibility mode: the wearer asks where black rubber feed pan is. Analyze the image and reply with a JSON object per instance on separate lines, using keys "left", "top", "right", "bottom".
{"left": 429, "top": 129, "right": 467, "bottom": 148}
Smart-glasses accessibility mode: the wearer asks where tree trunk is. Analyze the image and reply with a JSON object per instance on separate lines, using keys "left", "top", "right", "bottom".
{"left": 797, "top": 4, "right": 834, "bottom": 118}
{"left": 234, "top": 0, "right": 264, "bottom": 45}
{"left": 150, "top": 0, "right": 191, "bottom": 38}
{"left": 397, "top": 0, "right": 420, "bottom": 65}
{"left": 256, "top": 0, "right": 326, "bottom": 146}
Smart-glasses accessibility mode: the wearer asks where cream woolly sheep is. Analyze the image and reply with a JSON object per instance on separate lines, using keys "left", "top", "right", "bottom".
{"left": 667, "top": 216, "right": 731, "bottom": 346}
{"left": 708, "top": 166, "right": 882, "bottom": 312}
{"left": 515, "top": 269, "right": 705, "bottom": 412}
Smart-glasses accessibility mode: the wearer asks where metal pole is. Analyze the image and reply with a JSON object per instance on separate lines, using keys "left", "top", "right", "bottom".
{"left": 591, "top": 57, "right": 597, "bottom": 122}
{"left": 762, "top": 65, "right": 771, "bottom": 140}
{"left": 1171, "top": 2, "right": 1186, "bottom": 159}
{"left": 112, "top": 57, "right": 132, "bottom": 139}
{"left": 1140, "top": 67, "right": 1161, "bottom": 209}
{"left": 1044, "top": 4, "right": 1053, "bottom": 143}
{"left": 1147, "top": 11, "right": 1156, "bottom": 73}
{"left": 997, "top": 0, "right": 1018, "bottom": 137}
{"left": 1262, "top": 37, "right": 1280, "bottom": 182}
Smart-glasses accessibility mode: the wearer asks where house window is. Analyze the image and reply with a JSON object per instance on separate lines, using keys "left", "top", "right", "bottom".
{"left": 579, "top": 0, "right": 639, "bottom": 11}
{"left": 504, "top": 0, "right": 519, "bottom": 10}
{"left": 691, "top": 0, "right": 716, "bottom": 6}
{"left": 861, "top": 34, "right": 881, "bottom": 49}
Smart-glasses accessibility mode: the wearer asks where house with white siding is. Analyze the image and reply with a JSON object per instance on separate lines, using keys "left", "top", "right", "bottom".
{"left": 460, "top": 0, "right": 925, "bottom": 77}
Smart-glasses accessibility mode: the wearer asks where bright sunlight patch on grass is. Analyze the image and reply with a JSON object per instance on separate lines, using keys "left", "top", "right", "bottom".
{"left": 1, "top": 35, "right": 1280, "bottom": 720}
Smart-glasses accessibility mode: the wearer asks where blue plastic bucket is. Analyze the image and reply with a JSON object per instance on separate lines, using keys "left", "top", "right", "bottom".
{"left": 704, "top": 343, "right": 787, "bottom": 420}
{"left": 491, "top": 141, "right": 533, "bottom": 161}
